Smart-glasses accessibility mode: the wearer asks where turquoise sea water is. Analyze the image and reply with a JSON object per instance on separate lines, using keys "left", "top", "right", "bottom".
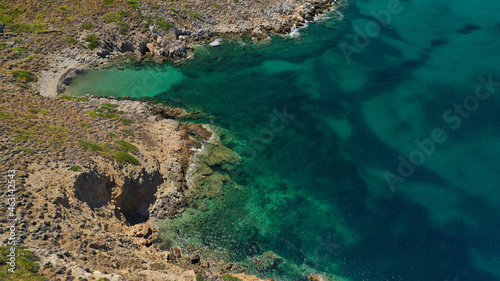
{"left": 67, "top": 0, "right": 500, "bottom": 280}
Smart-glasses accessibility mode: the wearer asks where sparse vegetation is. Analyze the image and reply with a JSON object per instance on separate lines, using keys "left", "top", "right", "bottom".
{"left": 221, "top": 274, "right": 242, "bottom": 281}
{"left": 59, "top": 96, "right": 88, "bottom": 101}
{"left": 12, "top": 135, "right": 32, "bottom": 141}
{"left": 28, "top": 108, "right": 50, "bottom": 114}
{"left": 0, "top": 110, "right": 13, "bottom": 120}
{"left": 81, "top": 22, "right": 94, "bottom": 30}
{"left": 118, "top": 21, "right": 130, "bottom": 35}
{"left": 36, "top": 11, "right": 46, "bottom": 20}
{"left": 156, "top": 19, "right": 173, "bottom": 31}
{"left": 88, "top": 103, "right": 123, "bottom": 119}
{"left": 126, "top": 0, "right": 139, "bottom": 10}
{"left": 67, "top": 36, "right": 77, "bottom": 44}
{"left": 11, "top": 70, "right": 36, "bottom": 81}
{"left": 114, "top": 151, "right": 141, "bottom": 165}
{"left": 120, "top": 118, "right": 132, "bottom": 125}
{"left": 79, "top": 141, "right": 104, "bottom": 152}
{"left": 103, "top": 0, "right": 115, "bottom": 5}
{"left": 13, "top": 47, "right": 27, "bottom": 53}
{"left": 79, "top": 140, "right": 141, "bottom": 165}
{"left": 116, "top": 140, "right": 138, "bottom": 153}
{"left": 103, "top": 12, "right": 122, "bottom": 23}
{"left": 189, "top": 11, "right": 202, "bottom": 19}
{"left": 19, "top": 147, "right": 35, "bottom": 155}
{"left": 58, "top": 5, "right": 68, "bottom": 13}
{"left": 0, "top": 247, "right": 47, "bottom": 280}
{"left": 5, "top": 22, "right": 47, "bottom": 33}
{"left": 118, "top": 10, "right": 132, "bottom": 17}
{"left": 71, "top": 165, "right": 82, "bottom": 172}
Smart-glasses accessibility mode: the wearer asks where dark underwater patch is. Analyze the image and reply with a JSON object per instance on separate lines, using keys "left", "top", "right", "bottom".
{"left": 457, "top": 24, "right": 481, "bottom": 34}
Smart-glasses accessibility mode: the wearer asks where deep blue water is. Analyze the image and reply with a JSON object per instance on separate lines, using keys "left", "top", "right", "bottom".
{"left": 67, "top": 0, "right": 500, "bottom": 280}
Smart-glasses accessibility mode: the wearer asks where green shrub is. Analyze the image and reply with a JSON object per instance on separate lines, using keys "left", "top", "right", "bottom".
{"left": 59, "top": 95, "right": 87, "bottom": 101}
{"left": 88, "top": 103, "right": 122, "bottom": 119}
{"left": 79, "top": 141, "right": 104, "bottom": 152}
{"left": 47, "top": 125, "right": 67, "bottom": 131}
{"left": 221, "top": 275, "right": 242, "bottom": 281}
{"left": 67, "top": 36, "right": 77, "bottom": 44}
{"left": 188, "top": 11, "right": 202, "bottom": 19}
{"left": 0, "top": 15, "right": 13, "bottom": 24}
{"left": 12, "top": 5, "right": 27, "bottom": 17}
{"left": 81, "top": 22, "right": 94, "bottom": 30}
{"left": 12, "top": 136, "right": 32, "bottom": 141}
{"left": 0, "top": 247, "right": 47, "bottom": 280}
{"left": 103, "top": 0, "right": 115, "bottom": 5}
{"left": 71, "top": 165, "right": 82, "bottom": 172}
{"left": 118, "top": 10, "right": 132, "bottom": 17}
{"left": 19, "top": 147, "right": 34, "bottom": 155}
{"left": 58, "top": 6, "right": 67, "bottom": 13}
{"left": 13, "top": 47, "right": 27, "bottom": 53}
{"left": 118, "top": 21, "right": 130, "bottom": 35}
{"left": 123, "top": 130, "right": 133, "bottom": 136}
{"left": 196, "top": 271, "right": 205, "bottom": 281}
{"left": 103, "top": 12, "right": 122, "bottom": 23}
{"left": 116, "top": 140, "right": 138, "bottom": 153}
{"left": 213, "top": 3, "right": 221, "bottom": 8}
{"left": 80, "top": 123, "right": 88, "bottom": 127}
{"left": 12, "top": 70, "right": 36, "bottom": 81}
{"left": 66, "top": 16, "right": 74, "bottom": 23}
{"left": 85, "top": 34, "right": 99, "bottom": 50}
{"left": 114, "top": 151, "right": 141, "bottom": 165}
{"left": 6, "top": 22, "right": 47, "bottom": 33}
{"left": 100, "top": 103, "right": 119, "bottom": 109}
{"left": 120, "top": 118, "right": 132, "bottom": 125}
{"left": 126, "top": 0, "right": 139, "bottom": 10}
{"left": 155, "top": 19, "right": 172, "bottom": 31}
{"left": 36, "top": 11, "right": 47, "bottom": 20}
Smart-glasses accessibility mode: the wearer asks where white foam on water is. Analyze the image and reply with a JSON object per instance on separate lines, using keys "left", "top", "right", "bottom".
{"left": 209, "top": 39, "right": 221, "bottom": 47}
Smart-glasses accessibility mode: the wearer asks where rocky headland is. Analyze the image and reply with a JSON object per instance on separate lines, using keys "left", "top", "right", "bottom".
{"left": 0, "top": 0, "right": 343, "bottom": 280}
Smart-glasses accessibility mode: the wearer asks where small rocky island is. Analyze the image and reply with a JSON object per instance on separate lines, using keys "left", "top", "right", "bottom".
{"left": 0, "top": 0, "right": 341, "bottom": 280}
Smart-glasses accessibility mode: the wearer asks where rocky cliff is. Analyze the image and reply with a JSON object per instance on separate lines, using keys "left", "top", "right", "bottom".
{"left": 0, "top": 90, "right": 272, "bottom": 280}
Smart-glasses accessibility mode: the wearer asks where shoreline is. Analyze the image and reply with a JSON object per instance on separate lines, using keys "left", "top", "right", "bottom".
{"left": 48, "top": 0, "right": 344, "bottom": 99}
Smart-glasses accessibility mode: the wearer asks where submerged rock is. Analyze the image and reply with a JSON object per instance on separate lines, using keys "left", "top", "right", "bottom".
{"left": 253, "top": 251, "right": 283, "bottom": 272}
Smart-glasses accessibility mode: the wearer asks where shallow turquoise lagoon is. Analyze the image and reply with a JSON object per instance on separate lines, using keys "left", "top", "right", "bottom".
{"left": 67, "top": 0, "right": 500, "bottom": 280}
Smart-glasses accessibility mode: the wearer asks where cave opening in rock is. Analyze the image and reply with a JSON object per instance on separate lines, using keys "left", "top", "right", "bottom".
{"left": 123, "top": 209, "right": 149, "bottom": 225}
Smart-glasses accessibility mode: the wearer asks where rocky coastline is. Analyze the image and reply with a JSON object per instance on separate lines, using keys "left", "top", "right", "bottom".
{"left": 0, "top": 0, "right": 345, "bottom": 280}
